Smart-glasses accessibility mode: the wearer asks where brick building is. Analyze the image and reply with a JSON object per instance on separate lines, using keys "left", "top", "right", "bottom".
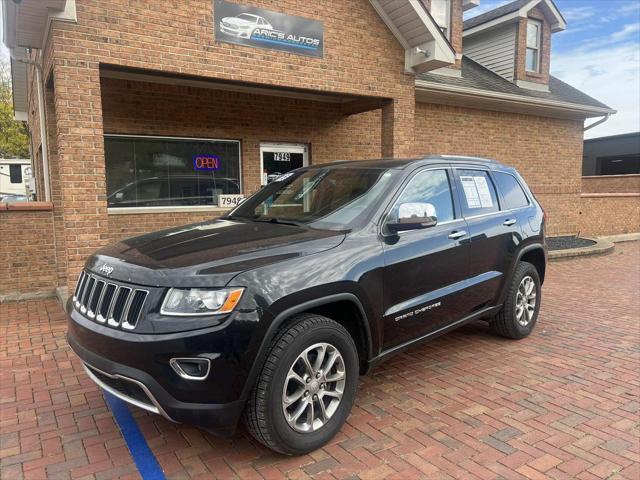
{"left": 1, "top": 0, "right": 637, "bottom": 300}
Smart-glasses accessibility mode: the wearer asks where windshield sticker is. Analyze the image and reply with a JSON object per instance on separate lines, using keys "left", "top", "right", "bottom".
{"left": 460, "top": 176, "right": 481, "bottom": 209}
{"left": 273, "top": 172, "right": 295, "bottom": 182}
{"left": 473, "top": 175, "right": 494, "bottom": 208}
{"left": 461, "top": 175, "right": 494, "bottom": 209}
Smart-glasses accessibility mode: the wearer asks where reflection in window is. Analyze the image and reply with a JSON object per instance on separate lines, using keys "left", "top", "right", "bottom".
{"left": 105, "top": 136, "right": 241, "bottom": 208}
{"left": 526, "top": 20, "right": 541, "bottom": 72}
{"left": 494, "top": 172, "right": 529, "bottom": 210}
{"left": 391, "top": 169, "right": 455, "bottom": 223}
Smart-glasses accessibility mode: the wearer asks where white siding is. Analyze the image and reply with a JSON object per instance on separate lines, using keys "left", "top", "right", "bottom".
{"left": 463, "top": 24, "right": 517, "bottom": 81}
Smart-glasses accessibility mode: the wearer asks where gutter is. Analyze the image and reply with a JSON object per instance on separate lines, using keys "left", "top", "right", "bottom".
{"left": 583, "top": 114, "right": 611, "bottom": 132}
{"left": 415, "top": 79, "right": 616, "bottom": 118}
{"left": 9, "top": 49, "right": 51, "bottom": 202}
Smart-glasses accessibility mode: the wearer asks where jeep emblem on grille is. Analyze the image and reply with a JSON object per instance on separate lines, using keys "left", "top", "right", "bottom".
{"left": 99, "top": 263, "right": 114, "bottom": 276}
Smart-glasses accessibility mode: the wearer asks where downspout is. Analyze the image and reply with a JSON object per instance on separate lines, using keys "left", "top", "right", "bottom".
{"left": 9, "top": 50, "right": 51, "bottom": 202}
{"left": 584, "top": 114, "right": 611, "bottom": 132}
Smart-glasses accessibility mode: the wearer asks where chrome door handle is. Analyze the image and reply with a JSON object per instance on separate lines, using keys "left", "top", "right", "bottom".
{"left": 503, "top": 219, "right": 517, "bottom": 226}
{"left": 448, "top": 230, "right": 467, "bottom": 239}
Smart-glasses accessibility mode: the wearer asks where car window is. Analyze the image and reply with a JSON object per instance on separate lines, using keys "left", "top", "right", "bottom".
{"left": 456, "top": 169, "right": 500, "bottom": 217}
{"left": 388, "top": 169, "right": 455, "bottom": 224}
{"left": 494, "top": 172, "right": 529, "bottom": 210}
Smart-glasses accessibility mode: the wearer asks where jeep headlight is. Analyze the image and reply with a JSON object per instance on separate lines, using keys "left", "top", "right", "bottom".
{"left": 161, "top": 288, "right": 244, "bottom": 316}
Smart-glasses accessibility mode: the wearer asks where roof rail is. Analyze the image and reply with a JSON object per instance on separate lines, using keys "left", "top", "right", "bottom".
{"left": 431, "top": 155, "right": 497, "bottom": 163}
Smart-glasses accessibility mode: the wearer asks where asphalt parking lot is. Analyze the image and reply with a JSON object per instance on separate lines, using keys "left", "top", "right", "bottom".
{"left": 1, "top": 242, "right": 639, "bottom": 480}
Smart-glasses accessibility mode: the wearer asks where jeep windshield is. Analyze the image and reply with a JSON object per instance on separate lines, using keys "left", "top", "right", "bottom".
{"left": 227, "top": 167, "right": 396, "bottom": 231}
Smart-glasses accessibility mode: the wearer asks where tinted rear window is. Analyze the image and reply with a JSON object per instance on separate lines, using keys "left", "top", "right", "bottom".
{"left": 494, "top": 172, "right": 529, "bottom": 210}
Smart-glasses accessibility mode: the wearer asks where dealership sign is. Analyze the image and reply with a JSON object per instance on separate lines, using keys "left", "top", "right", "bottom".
{"left": 214, "top": 0, "right": 324, "bottom": 58}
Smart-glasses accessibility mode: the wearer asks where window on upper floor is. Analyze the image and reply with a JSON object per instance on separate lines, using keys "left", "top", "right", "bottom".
{"left": 526, "top": 19, "right": 542, "bottom": 72}
{"left": 431, "top": 0, "right": 451, "bottom": 39}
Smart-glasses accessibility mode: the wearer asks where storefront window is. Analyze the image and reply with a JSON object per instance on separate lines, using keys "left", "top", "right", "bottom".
{"left": 104, "top": 135, "right": 241, "bottom": 208}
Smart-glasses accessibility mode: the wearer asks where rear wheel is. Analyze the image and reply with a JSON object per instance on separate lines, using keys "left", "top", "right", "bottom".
{"left": 244, "top": 314, "right": 359, "bottom": 454}
{"left": 491, "top": 261, "right": 541, "bottom": 339}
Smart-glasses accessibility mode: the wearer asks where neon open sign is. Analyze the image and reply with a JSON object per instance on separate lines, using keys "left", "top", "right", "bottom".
{"left": 193, "top": 155, "right": 221, "bottom": 170}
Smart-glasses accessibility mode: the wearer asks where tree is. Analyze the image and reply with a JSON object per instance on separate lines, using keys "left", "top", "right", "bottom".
{"left": 0, "top": 57, "right": 30, "bottom": 158}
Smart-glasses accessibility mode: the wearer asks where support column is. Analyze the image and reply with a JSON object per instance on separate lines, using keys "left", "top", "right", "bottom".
{"left": 381, "top": 89, "right": 415, "bottom": 158}
{"left": 51, "top": 61, "right": 107, "bottom": 292}
{"left": 44, "top": 82, "right": 68, "bottom": 290}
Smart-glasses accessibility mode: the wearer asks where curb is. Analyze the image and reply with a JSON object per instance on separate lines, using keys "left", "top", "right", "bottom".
{"left": 548, "top": 237, "right": 615, "bottom": 261}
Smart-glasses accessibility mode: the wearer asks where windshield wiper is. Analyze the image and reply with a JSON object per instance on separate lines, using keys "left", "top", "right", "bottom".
{"left": 251, "top": 217, "right": 308, "bottom": 228}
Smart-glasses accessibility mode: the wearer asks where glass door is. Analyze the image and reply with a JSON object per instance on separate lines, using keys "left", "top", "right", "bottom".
{"left": 260, "top": 143, "right": 309, "bottom": 186}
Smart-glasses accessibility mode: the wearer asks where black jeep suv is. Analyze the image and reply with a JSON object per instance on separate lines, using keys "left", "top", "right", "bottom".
{"left": 67, "top": 156, "right": 546, "bottom": 454}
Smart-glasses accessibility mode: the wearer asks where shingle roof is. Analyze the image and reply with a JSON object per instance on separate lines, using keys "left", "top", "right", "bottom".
{"left": 417, "top": 57, "right": 612, "bottom": 111}
{"left": 463, "top": 0, "right": 530, "bottom": 30}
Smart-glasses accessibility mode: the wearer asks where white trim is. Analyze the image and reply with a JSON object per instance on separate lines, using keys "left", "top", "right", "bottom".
{"left": 525, "top": 19, "right": 542, "bottom": 73}
{"left": 463, "top": 0, "right": 480, "bottom": 12}
{"left": 13, "top": 111, "right": 28, "bottom": 122}
{"left": 463, "top": 0, "right": 566, "bottom": 38}
{"left": 259, "top": 142, "right": 309, "bottom": 187}
{"left": 367, "top": 1, "right": 410, "bottom": 50}
{"left": 463, "top": 10, "right": 521, "bottom": 37}
{"left": 516, "top": 79, "right": 549, "bottom": 92}
{"left": 368, "top": 0, "right": 456, "bottom": 73}
{"left": 415, "top": 79, "right": 616, "bottom": 117}
{"left": 107, "top": 206, "right": 229, "bottom": 215}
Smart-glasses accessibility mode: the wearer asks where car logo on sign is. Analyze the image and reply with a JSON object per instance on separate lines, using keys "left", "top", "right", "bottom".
{"left": 99, "top": 264, "right": 114, "bottom": 276}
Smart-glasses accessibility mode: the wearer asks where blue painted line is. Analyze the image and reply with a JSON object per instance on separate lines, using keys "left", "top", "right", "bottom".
{"left": 103, "top": 392, "right": 166, "bottom": 480}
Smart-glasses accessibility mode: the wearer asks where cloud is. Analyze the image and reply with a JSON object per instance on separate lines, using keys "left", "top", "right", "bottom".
{"left": 611, "top": 22, "right": 640, "bottom": 42}
{"left": 562, "top": 6, "right": 596, "bottom": 22}
{"left": 552, "top": 41, "right": 640, "bottom": 138}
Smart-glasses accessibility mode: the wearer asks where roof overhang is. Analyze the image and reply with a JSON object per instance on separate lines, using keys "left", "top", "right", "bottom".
{"left": 369, "top": 0, "right": 456, "bottom": 73}
{"left": 463, "top": 0, "right": 481, "bottom": 12}
{"left": 2, "top": 0, "right": 76, "bottom": 50}
{"left": 415, "top": 79, "right": 616, "bottom": 120}
{"left": 2, "top": 0, "right": 77, "bottom": 119}
{"left": 9, "top": 48, "right": 28, "bottom": 121}
{"left": 463, "top": 0, "right": 566, "bottom": 38}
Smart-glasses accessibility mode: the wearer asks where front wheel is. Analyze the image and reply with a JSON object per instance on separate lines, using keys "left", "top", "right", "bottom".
{"left": 244, "top": 314, "right": 359, "bottom": 454}
{"left": 491, "top": 261, "right": 541, "bottom": 339}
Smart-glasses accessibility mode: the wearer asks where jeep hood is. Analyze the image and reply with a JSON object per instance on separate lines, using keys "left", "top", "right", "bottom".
{"left": 85, "top": 219, "right": 345, "bottom": 287}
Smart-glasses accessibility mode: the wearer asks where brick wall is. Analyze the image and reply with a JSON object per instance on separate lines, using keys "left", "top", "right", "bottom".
{"left": 579, "top": 194, "right": 640, "bottom": 236}
{"left": 0, "top": 206, "right": 57, "bottom": 299}
{"left": 582, "top": 175, "right": 640, "bottom": 194}
{"left": 414, "top": 102, "right": 584, "bottom": 235}
{"left": 101, "top": 77, "right": 382, "bottom": 242}
{"left": 43, "top": 0, "right": 416, "bottom": 290}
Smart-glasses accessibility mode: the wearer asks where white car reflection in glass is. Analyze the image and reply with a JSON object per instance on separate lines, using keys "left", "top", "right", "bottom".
{"left": 220, "top": 13, "right": 273, "bottom": 39}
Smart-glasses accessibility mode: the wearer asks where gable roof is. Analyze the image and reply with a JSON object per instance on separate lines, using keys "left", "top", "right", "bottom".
{"left": 463, "top": 0, "right": 566, "bottom": 35}
{"left": 416, "top": 56, "right": 614, "bottom": 118}
{"left": 464, "top": 0, "right": 530, "bottom": 30}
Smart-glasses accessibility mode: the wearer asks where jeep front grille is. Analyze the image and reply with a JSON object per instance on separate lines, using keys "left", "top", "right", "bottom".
{"left": 73, "top": 271, "right": 148, "bottom": 330}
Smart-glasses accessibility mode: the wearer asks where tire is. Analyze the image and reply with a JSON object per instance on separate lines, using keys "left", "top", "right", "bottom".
{"left": 491, "top": 261, "right": 541, "bottom": 339}
{"left": 244, "top": 313, "right": 359, "bottom": 455}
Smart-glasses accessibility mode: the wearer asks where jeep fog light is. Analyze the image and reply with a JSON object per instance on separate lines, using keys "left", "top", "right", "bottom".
{"left": 161, "top": 288, "right": 244, "bottom": 316}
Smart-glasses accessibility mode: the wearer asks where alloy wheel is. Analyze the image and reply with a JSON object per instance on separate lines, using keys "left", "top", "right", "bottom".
{"left": 282, "top": 342, "right": 346, "bottom": 433}
{"left": 516, "top": 275, "right": 537, "bottom": 326}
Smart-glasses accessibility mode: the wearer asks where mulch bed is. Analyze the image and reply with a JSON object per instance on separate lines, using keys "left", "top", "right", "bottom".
{"left": 547, "top": 235, "right": 596, "bottom": 251}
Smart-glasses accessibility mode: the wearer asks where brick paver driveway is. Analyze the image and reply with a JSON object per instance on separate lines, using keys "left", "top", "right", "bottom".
{"left": 2, "top": 242, "right": 639, "bottom": 480}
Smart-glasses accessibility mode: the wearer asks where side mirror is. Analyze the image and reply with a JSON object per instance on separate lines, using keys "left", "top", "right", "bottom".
{"left": 387, "top": 202, "right": 438, "bottom": 233}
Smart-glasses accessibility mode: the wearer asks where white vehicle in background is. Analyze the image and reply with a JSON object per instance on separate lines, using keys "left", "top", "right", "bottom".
{"left": 220, "top": 13, "right": 273, "bottom": 39}
{"left": 0, "top": 159, "right": 31, "bottom": 201}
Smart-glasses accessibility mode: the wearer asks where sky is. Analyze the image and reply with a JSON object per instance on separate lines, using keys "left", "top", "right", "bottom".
{"left": 1, "top": 1, "right": 639, "bottom": 139}
{"left": 465, "top": 0, "right": 640, "bottom": 139}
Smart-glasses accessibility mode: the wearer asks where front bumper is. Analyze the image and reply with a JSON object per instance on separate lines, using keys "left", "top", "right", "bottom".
{"left": 67, "top": 330, "right": 245, "bottom": 436}
{"left": 65, "top": 290, "right": 261, "bottom": 436}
